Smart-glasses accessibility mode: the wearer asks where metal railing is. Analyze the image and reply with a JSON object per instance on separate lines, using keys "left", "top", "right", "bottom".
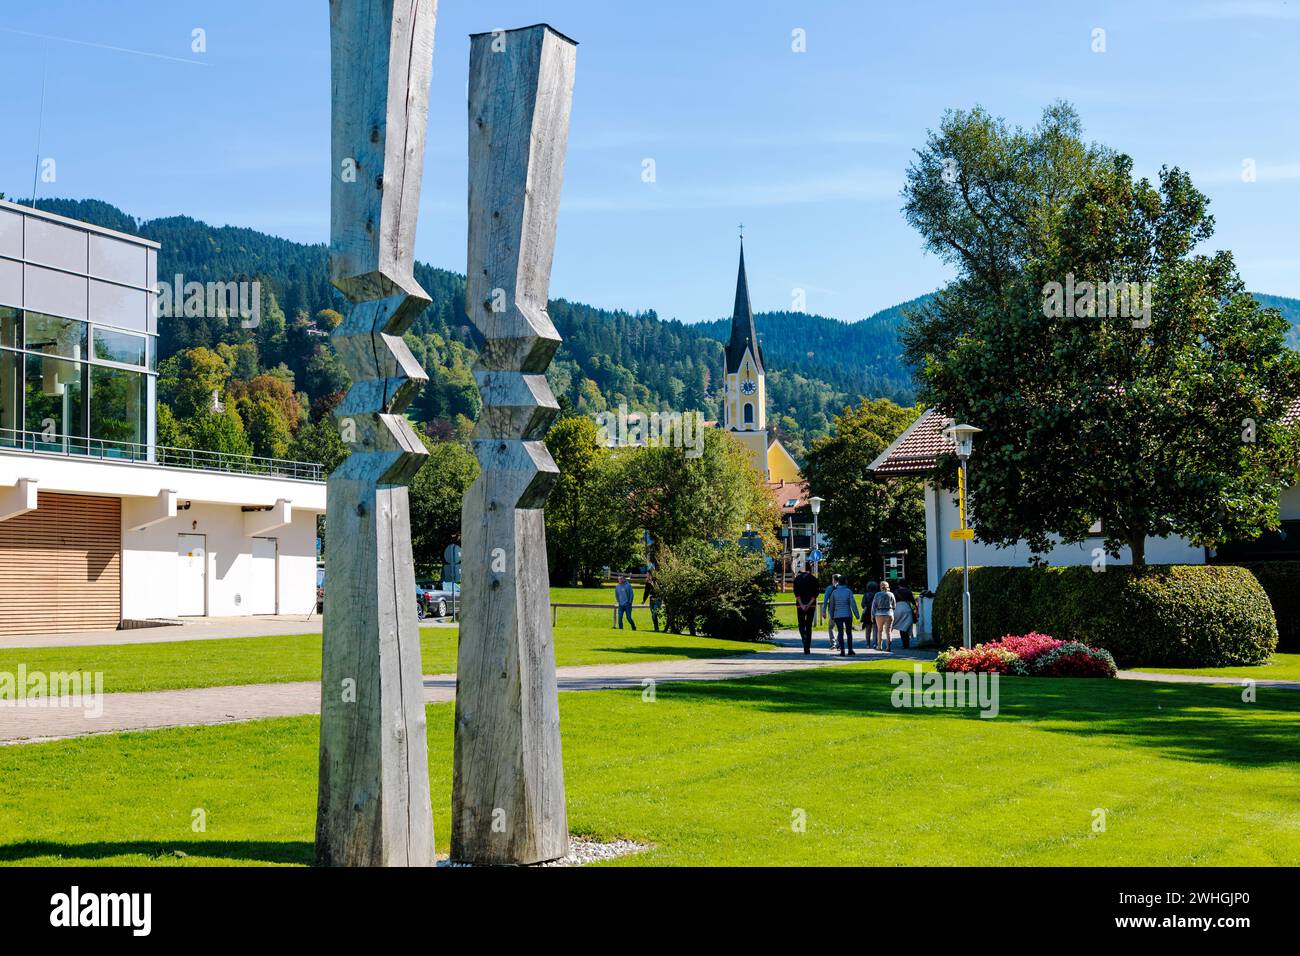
{"left": 0, "top": 427, "right": 324, "bottom": 481}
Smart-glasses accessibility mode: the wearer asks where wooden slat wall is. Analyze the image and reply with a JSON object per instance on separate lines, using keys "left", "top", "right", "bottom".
{"left": 0, "top": 492, "right": 121, "bottom": 634}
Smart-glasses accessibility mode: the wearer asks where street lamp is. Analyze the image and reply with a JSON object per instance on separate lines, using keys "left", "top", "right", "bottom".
{"left": 808, "top": 495, "right": 825, "bottom": 576}
{"left": 942, "top": 423, "right": 982, "bottom": 649}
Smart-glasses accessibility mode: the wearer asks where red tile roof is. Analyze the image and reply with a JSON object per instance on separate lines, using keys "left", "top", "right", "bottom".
{"left": 1285, "top": 397, "right": 1300, "bottom": 426}
{"left": 868, "top": 408, "right": 953, "bottom": 477}
{"left": 873, "top": 398, "right": 1300, "bottom": 477}
{"left": 766, "top": 478, "right": 809, "bottom": 515}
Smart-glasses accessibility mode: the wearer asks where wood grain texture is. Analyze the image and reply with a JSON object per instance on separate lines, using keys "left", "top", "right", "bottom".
{"left": 452, "top": 24, "right": 576, "bottom": 866}
{"left": 317, "top": 0, "right": 437, "bottom": 868}
{"left": 0, "top": 492, "right": 119, "bottom": 634}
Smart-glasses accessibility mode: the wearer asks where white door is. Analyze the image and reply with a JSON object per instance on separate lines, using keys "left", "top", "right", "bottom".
{"left": 249, "top": 537, "right": 278, "bottom": 614}
{"left": 177, "top": 534, "right": 207, "bottom": 617}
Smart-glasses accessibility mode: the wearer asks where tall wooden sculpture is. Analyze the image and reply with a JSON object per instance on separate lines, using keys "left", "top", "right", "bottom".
{"left": 316, "top": 0, "right": 437, "bottom": 867}
{"left": 452, "top": 24, "right": 577, "bottom": 865}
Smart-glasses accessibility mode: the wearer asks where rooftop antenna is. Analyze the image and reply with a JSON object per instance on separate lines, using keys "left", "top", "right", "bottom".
{"left": 31, "top": 42, "right": 49, "bottom": 205}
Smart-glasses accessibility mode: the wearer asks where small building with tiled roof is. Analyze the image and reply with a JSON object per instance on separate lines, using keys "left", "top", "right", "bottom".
{"left": 868, "top": 407, "right": 1208, "bottom": 636}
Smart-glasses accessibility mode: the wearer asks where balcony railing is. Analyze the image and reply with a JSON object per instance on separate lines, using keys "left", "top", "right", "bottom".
{"left": 0, "top": 427, "right": 324, "bottom": 481}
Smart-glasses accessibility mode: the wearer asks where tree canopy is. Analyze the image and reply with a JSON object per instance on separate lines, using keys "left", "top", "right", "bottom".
{"left": 902, "top": 102, "right": 1300, "bottom": 564}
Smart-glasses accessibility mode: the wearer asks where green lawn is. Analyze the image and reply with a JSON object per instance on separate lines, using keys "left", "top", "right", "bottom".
{"left": 1, "top": 663, "right": 1295, "bottom": 866}
{"left": 0, "top": 624, "right": 771, "bottom": 696}
{"left": 1134, "top": 652, "right": 1300, "bottom": 683}
{"left": 0, "top": 585, "right": 782, "bottom": 694}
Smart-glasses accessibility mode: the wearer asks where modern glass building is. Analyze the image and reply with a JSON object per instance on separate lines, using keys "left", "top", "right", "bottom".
{"left": 0, "top": 203, "right": 155, "bottom": 459}
{"left": 0, "top": 199, "right": 323, "bottom": 635}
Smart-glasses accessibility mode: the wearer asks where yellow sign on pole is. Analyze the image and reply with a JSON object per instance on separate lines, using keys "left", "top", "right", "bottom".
{"left": 956, "top": 464, "right": 967, "bottom": 530}
{"left": 949, "top": 528, "right": 975, "bottom": 541}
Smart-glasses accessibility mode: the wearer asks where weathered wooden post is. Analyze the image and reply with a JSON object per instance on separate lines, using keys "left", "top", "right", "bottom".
{"left": 316, "top": 0, "right": 437, "bottom": 867}
{"left": 452, "top": 23, "right": 577, "bottom": 865}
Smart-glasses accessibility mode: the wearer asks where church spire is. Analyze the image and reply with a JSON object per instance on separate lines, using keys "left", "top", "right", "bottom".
{"left": 725, "top": 239, "right": 763, "bottom": 375}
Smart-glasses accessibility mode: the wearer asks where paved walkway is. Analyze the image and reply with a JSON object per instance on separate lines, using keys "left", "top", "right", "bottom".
{"left": 2, "top": 631, "right": 1293, "bottom": 745}
{"left": 0, "top": 615, "right": 324, "bottom": 649}
{"left": 0, "top": 615, "right": 456, "bottom": 649}
{"left": 1117, "top": 669, "right": 1300, "bottom": 689}
{"left": 0, "top": 633, "right": 928, "bottom": 744}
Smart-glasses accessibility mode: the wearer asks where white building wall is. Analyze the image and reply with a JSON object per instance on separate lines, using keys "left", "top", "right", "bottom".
{"left": 0, "top": 449, "right": 324, "bottom": 622}
{"left": 1279, "top": 485, "right": 1300, "bottom": 521}
{"left": 929, "top": 486, "right": 1206, "bottom": 584}
{"left": 122, "top": 504, "right": 318, "bottom": 619}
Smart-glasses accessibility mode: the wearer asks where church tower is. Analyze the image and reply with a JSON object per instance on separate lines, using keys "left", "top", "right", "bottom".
{"left": 722, "top": 240, "right": 770, "bottom": 475}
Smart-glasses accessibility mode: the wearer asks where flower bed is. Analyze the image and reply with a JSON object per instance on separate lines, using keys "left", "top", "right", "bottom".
{"left": 935, "top": 633, "right": 1117, "bottom": 678}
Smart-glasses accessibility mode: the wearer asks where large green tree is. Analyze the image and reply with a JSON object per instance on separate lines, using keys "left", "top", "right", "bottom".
{"left": 611, "top": 428, "right": 779, "bottom": 560}
{"left": 543, "top": 414, "right": 640, "bottom": 585}
{"left": 408, "top": 436, "right": 479, "bottom": 576}
{"left": 902, "top": 103, "right": 1300, "bottom": 565}
{"left": 803, "top": 398, "right": 927, "bottom": 583}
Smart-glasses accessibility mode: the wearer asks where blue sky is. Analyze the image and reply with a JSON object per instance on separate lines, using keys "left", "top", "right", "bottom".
{"left": 1, "top": 0, "right": 1297, "bottom": 323}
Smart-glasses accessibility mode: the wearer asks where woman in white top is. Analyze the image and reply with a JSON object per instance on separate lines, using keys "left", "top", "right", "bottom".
{"left": 871, "top": 581, "right": 898, "bottom": 653}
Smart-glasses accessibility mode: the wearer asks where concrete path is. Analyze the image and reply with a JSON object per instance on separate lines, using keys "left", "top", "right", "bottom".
{"left": 0, "top": 615, "right": 324, "bottom": 649}
{"left": 0, "top": 633, "right": 928, "bottom": 745}
{"left": 0, "top": 615, "right": 455, "bottom": 649}
{"left": 4, "top": 631, "right": 1293, "bottom": 745}
{"left": 1118, "top": 669, "right": 1300, "bottom": 689}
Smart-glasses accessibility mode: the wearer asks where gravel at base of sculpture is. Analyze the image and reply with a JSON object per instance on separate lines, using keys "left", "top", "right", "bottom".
{"left": 437, "top": 838, "right": 650, "bottom": 867}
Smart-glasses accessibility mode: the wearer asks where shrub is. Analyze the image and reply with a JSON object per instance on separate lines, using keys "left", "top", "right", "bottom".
{"left": 932, "top": 564, "right": 1277, "bottom": 667}
{"left": 1234, "top": 562, "right": 1300, "bottom": 653}
{"left": 990, "top": 632, "right": 1063, "bottom": 666}
{"left": 934, "top": 632, "right": 1117, "bottom": 678}
{"left": 934, "top": 645, "right": 1024, "bottom": 675}
{"left": 1030, "top": 641, "right": 1118, "bottom": 678}
{"left": 655, "top": 539, "right": 776, "bottom": 642}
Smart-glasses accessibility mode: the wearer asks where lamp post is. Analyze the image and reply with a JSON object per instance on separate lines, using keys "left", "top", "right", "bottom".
{"left": 808, "top": 495, "right": 825, "bottom": 577}
{"left": 942, "top": 424, "right": 982, "bottom": 649}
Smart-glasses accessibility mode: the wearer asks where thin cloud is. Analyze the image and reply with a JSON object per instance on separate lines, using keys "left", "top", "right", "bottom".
{"left": 1185, "top": 1, "right": 1300, "bottom": 19}
{"left": 566, "top": 167, "right": 901, "bottom": 212}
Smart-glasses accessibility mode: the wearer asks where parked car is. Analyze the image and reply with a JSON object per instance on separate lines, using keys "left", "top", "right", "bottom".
{"left": 416, "top": 579, "right": 459, "bottom": 619}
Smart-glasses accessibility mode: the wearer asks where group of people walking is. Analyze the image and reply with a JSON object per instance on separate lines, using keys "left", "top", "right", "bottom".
{"left": 613, "top": 567, "right": 916, "bottom": 654}
{"left": 791, "top": 569, "right": 916, "bottom": 656}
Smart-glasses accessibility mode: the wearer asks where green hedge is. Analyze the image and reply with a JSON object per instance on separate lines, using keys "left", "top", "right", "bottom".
{"left": 932, "top": 565, "right": 1277, "bottom": 667}
{"left": 1234, "top": 563, "right": 1300, "bottom": 653}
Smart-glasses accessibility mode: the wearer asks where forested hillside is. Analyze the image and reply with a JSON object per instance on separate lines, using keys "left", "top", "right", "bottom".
{"left": 20, "top": 198, "right": 1300, "bottom": 467}
{"left": 26, "top": 198, "right": 890, "bottom": 458}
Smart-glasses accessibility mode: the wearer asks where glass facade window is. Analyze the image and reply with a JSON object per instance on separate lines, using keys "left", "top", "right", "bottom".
{"left": 92, "top": 327, "right": 147, "bottom": 367}
{"left": 24, "top": 311, "right": 87, "bottom": 360}
{"left": 24, "top": 353, "right": 85, "bottom": 449}
{"left": 0, "top": 307, "right": 156, "bottom": 457}
{"left": 0, "top": 307, "right": 18, "bottom": 349}
{"left": 0, "top": 350, "right": 19, "bottom": 445}
{"left": 90, "top": 365, "right": 147, "bottom": 452}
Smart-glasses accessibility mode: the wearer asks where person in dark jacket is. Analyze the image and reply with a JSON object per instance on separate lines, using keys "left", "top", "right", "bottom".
{"left": 642, "top": 570, "right": 663, "bottom": 632}
{"left": 862, "top": 580, "right": 880, "bottom": 649}
{"left": 822, "top": 574, "right": 860, "bottom": 655}
{"left": 893, "top": 582, "right": 916, "bottom": 649}
{"left": 791, "top": 568, "right": 820, "bottom": 654}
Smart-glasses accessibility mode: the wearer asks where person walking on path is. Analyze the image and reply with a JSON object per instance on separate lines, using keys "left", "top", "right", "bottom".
{"left": 893, "top": 581, "right": 915, "bottom": 649}
{"left": 823, "top": 574, "right": 860, "bottom": 655}
{"left": 792, "top": 567, "right": 820, "bottom": 655}
{"left": 871, "top": 581, "right": 898, "bottom": 652}
{"left": 862, "top": 580, "right": 880, "bottom": 649}
{"left": 820, "top": 575, "right": 837, "bottom": 651}
{"left": 615, "top": 574, "right": 637, "bottom": 630}
{"left": 642, "top": 570, "right": 663, "bottom": 632}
